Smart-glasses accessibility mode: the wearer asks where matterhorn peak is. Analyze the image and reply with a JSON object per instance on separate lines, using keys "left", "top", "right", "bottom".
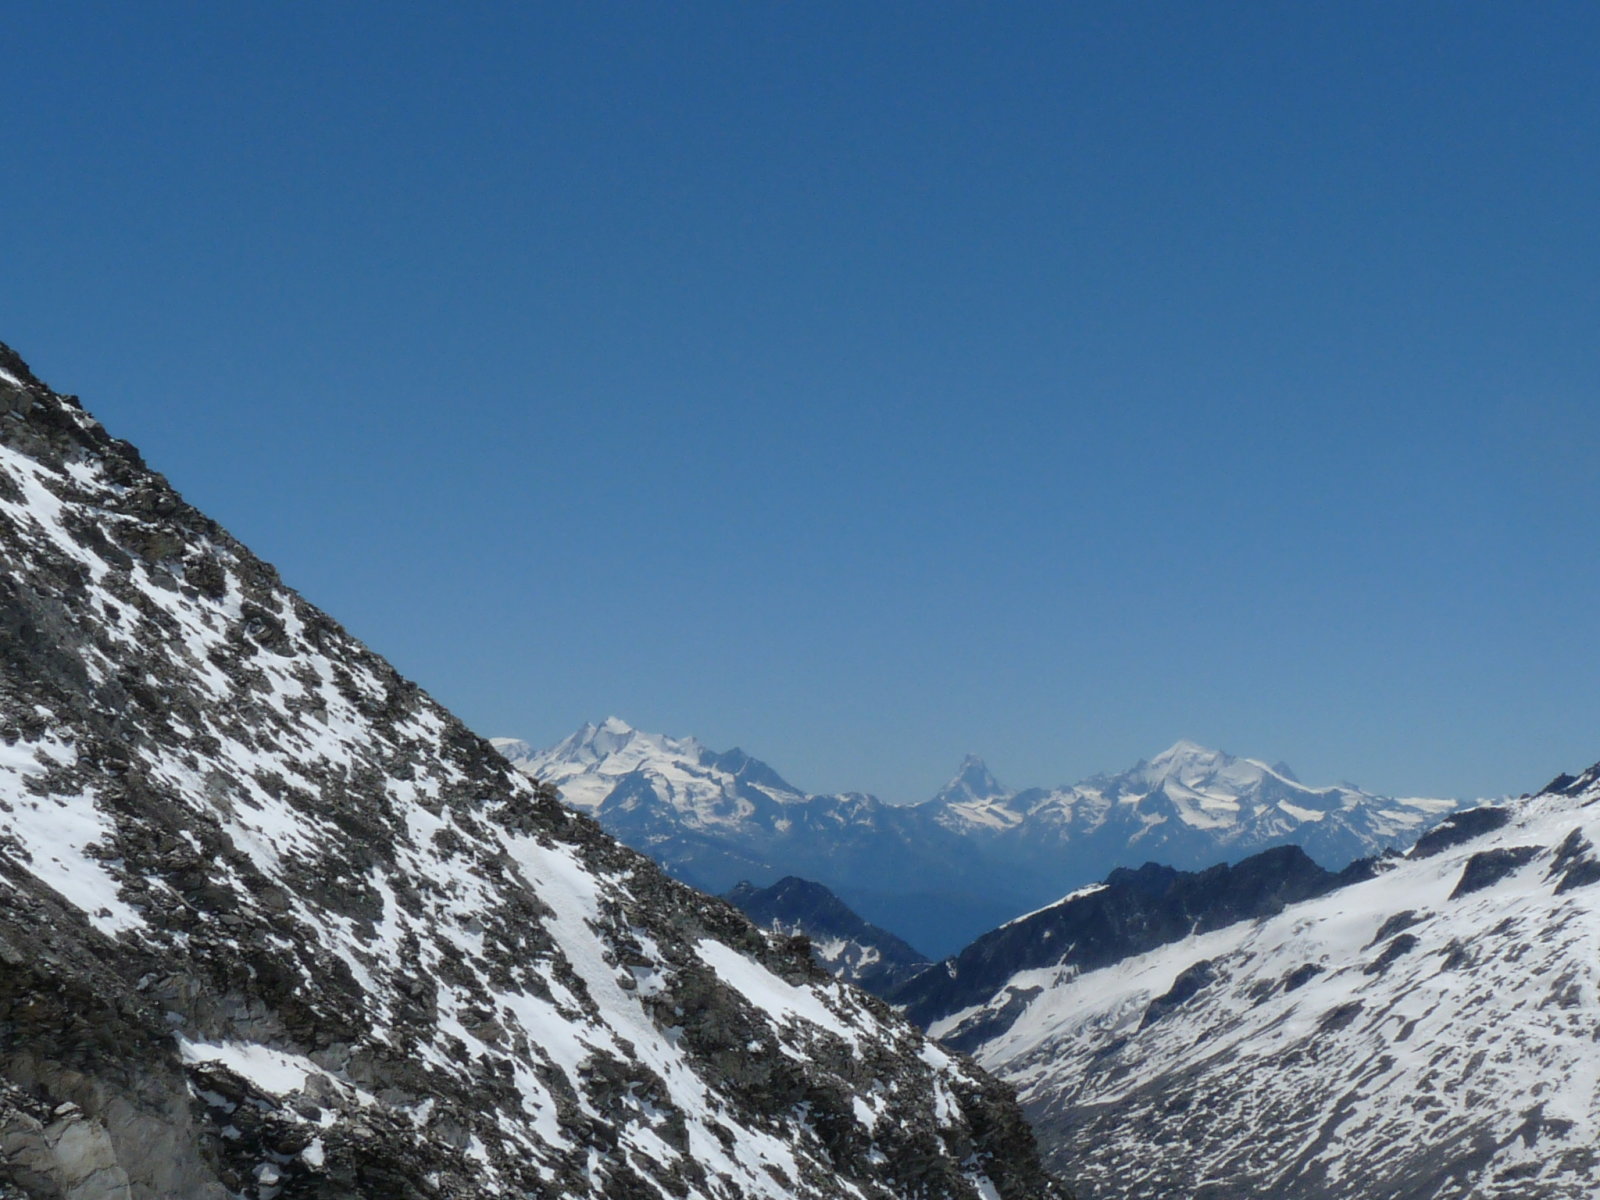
{"left": 933, "top": 754, "right": 1010, "bottom": 805}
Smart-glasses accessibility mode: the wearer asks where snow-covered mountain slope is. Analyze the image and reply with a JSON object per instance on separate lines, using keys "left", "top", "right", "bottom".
{"left": 891, "top": 845, "right": 1375, "bottom": 1037}
{"left": 932, "top": 769, "right": 1600, "bottom": 1200}
{"left": 500, "top": 718, "right": 811, "bottom": 828}
{"left": 0, "top": 342, "right": 1067, "bottom": 1200}
{"left": 503, "top": 723, "right": 1465, "bottom": 957}
{"left": 725, "top": 877, "right": 932, "bottom": 996}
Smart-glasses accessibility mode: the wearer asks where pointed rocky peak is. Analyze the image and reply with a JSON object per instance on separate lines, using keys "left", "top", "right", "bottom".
{"left": 933, "top": 754, "right": 1010, "bottom": 806}
{"left": 1271, "top": 760, "right": 1300, "bottom": 782}
{"left": 0, "top": 340, "right": 44, "bottom": 390}
{"left": 764, "top": 875, "right": 849, "bottom": 910}
{"left": 724, "top": 876, "right": 931, "bottom": 992}
{"left": 703, "top": 746, "right": 803, "bottom": 797}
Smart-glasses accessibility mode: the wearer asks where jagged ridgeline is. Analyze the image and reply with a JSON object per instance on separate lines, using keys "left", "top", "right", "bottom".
{"left": 0, "top": 343, "right": 1069, "bottom": 1200}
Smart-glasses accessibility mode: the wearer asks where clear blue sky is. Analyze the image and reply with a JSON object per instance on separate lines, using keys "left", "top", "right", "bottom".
{"left": 6, "top": 3, "right": 1599, "bottom": 802}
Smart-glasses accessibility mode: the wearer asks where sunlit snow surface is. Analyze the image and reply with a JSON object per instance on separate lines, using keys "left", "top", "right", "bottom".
{"left": 0, "top": 735, "right": 142, "bottom": 933}
{"left": 0, "top": 382, "right": 1022, "bottom": 1199}
{"left": 942, "top": 781, "right": 1600, "bottom": 1199}
{"left": 501, "top": 718, "right": 788, "bottom": 824}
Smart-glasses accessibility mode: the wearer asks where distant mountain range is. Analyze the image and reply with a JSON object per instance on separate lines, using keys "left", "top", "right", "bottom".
{"left": 496, "top": 719, "right": 1467, "bottom": 956}
{"left": 913, "top": 767, "right": 1600, "bottom": 1199}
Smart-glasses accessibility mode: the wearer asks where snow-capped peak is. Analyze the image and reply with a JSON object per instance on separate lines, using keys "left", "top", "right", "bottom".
{"left": 497, "top": 723, "right": 1468, "bottom": 956}
{"left": 933, "top": 754, "right": 1010, "bottom": 806}
{"left": 1141, "top": 738, "right": 1236, "bottom": 779}
{"left": 1123, "top": 739, "right": 1306, "bottom": 799}
{"left": 504, "top": 720, "right": 806, "bottom": 821}
{"left": 523, "top": 717, "right": 706, "bottom": 781}
{"left": 488, "top": 736, "right": 536, "bottom": 766}
{"left": 1152, "top": 736, "right": 1214, "bottom": 761}
{"left": 580, "top": 714, "right": 644, "bottom": 755}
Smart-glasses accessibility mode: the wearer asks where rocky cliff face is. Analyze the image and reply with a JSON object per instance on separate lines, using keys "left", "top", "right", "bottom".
{"left": 0, "top": 343, "right": 1068, "bottom": 1200}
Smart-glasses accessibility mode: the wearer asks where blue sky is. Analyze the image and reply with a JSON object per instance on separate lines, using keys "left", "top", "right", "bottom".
{"left": 5, "top": 3, "right": 1599, "bottom": 802}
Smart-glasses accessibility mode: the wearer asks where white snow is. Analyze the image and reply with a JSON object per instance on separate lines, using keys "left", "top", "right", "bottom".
{"left": 1276, "top": 799, "right": 1326, "bottom": 822}
{"left": 179, "top": 1039, "right": 320, "bottom": 1098}
{"left": 998, "top": 883, "right": 1109, "bottom": 929}
{"left": 0, "top": 736, "right": 143, "bottom": 933}
{"left": 696, "top": 938, "right": 857, "bottom": 1044}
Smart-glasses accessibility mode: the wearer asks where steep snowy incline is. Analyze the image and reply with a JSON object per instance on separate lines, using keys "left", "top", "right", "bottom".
{"left": 0, "top": 343, "right": 1066, "bottom": 1200}
{"left": 936, "top": 768, "right": 1600, "bottom": 1200}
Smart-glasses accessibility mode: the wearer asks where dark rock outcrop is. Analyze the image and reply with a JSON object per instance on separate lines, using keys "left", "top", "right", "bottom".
{"left": 1409, "top": 806, "right": 1512, "bottom": 859}
{"left": 1449, "top": 846, "right": 1541, "bottom": 898}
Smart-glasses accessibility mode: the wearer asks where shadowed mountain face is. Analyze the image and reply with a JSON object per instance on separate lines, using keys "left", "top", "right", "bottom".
{"left": 0, "top": 343, "right": 1069, "bottom": 1200}
{"left": 724, "top": 877, "right": 931, "bottom": 995}
{"left": 502, "top": 724, "right": 1465, "bottom": 956}
{"left": 917, "top": 769, "right": 1600, "bottom": 1200}
{"left": 889, "top": 844, "right": 1376, "bottom": 1039}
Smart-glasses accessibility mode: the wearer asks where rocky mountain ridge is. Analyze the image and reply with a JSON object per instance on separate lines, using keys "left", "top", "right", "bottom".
{"left": 500, "top": 720, "right": 1465, "bottom": 956}
{"left": 723, "top": 877, "right": 931, "bottom": 996}
{"left": 890, "top": 844, "right": 1379, "bottom": 1039}
{"left": 0, "top": 342, "right": 1067, "bottom": 1200}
